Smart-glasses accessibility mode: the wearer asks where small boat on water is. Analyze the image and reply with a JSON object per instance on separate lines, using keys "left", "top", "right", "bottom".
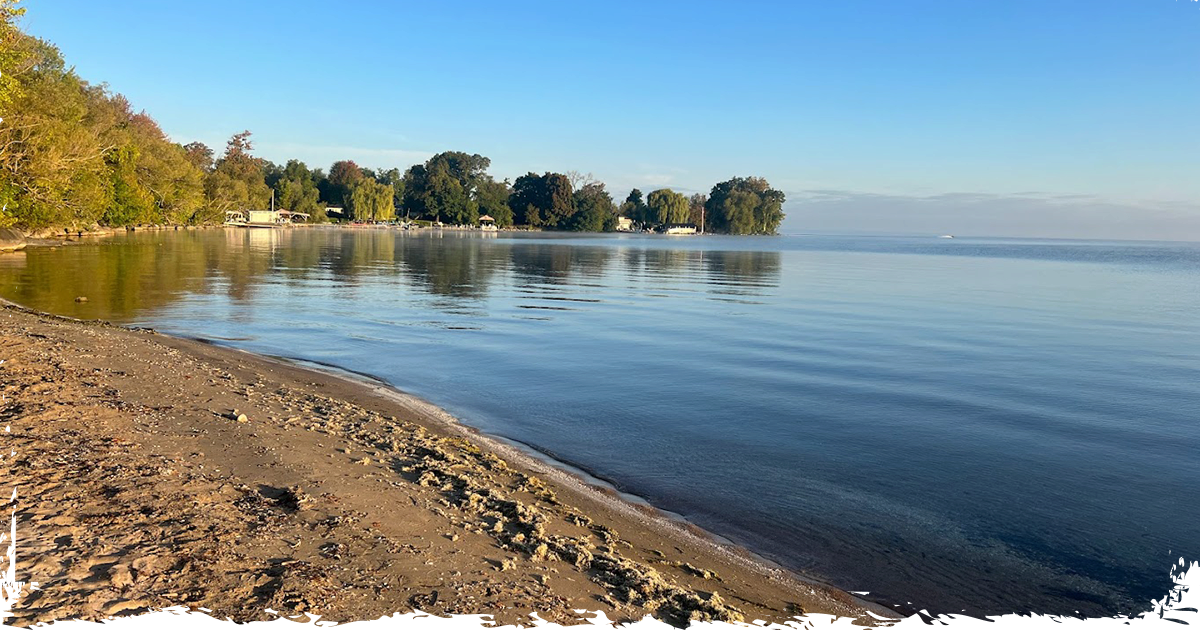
{"left": 939, "top": 234, "right": 955, "bottom": 239}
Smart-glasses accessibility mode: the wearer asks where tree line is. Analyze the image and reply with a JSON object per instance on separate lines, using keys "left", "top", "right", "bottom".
{"left": 0, "top": 2, "right": 785, "bottom": 235}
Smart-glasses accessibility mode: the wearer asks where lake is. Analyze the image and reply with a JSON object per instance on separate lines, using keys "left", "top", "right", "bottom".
{"left": 2, "top": 227, "right": 1197, "bottom": 617}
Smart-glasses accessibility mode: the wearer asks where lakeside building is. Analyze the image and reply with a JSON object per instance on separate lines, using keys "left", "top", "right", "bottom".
{"left": 616, "top": 217, "right": 634, "bottom": 231}
{"left": 236, "top": 210, "right": 311, "bottom": 226}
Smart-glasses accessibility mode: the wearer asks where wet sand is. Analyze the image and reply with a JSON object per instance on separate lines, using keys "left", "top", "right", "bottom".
{"left": 0, "top": 301, "right": 885, "bottom": 626}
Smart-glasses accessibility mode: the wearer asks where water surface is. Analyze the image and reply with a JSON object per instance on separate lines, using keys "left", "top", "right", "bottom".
{"left": 2, "top": 228, "right": 1197, "bottom": 617}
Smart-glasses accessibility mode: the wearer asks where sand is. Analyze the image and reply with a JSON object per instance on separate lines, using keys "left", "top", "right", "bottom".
{"left": 0, "top": 302, "right": 883, "bottom": 626}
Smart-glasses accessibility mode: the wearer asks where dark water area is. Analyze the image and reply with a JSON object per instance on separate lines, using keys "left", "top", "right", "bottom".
{"left": 2, "top": 227, "right": 1197, "bottom": 617}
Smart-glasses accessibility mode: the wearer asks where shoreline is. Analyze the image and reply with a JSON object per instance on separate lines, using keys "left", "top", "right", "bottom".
{"left": 242, "top": 347, "right": 860, "bottom": 601}
{"left": 0, "top": 299, "right": 889, "bottom": 626}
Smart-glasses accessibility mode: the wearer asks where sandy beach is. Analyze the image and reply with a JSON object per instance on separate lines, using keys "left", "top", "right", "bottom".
{"left": 0, "top": 301, "right": 879, "bottom": 626}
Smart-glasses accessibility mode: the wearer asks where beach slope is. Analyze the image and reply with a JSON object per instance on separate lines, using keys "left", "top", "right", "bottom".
{"left": 0, "top": 304, "right": 874, "bottom": 626}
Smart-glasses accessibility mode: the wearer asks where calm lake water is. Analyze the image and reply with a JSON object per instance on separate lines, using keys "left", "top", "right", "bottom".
{"left": 3, "top": 228, "right": 1197, "bottom": 617}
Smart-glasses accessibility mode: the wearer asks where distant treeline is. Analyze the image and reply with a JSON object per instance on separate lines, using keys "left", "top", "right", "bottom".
{"left": 0, "top": 3, "right": 784, "bottom": 234}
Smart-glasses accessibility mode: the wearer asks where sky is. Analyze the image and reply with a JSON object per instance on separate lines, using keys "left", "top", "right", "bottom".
{"left": 18, "top": 0, "right": 1200, "bottom": 239}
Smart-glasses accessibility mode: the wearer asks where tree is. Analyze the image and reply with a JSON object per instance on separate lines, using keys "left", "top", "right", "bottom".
{"left": 688, "top": 193, "right": 707, "bottom": 231}
{"left": 704, "top": 177, "right": 786, "bottom": 235}
{"left": 618, "top": 189, "right": 648, "bottom": 226}
{"left": 0, "top": 0, "right": 28, "bottom": 117}
{"left": 646, "top": 188, "right": 689, "bottom": 226}
{"left": 0, "top": 24, "right": 206, "bottom": 229}
{"left": 347, "top": 179, "right": 394, "bottom": 222}
{"left": 402, "top": 151, "right": 490, "bottom": 224}
{"left": 205, "top": 130, "right": 271, "bottom": 214}
{"left": 275, "top": 160, "right": 323, "bottom": 221}
{"left": 376, "top": 167, "right": 405, "bottom": 216}
{"left": 183, "top": 142, "right": 214, "bottom": 173}
{"left": 509, "top": 172, "right": 574, "bottom": 229}
{"left": 475, "top": 177, "right": 512, "bottom": 227}
{"left": 565, "top": 170, "right": 596, "bottom": 190}
{"left": 326, "top": 159, "right": 364, "bottom": 207}
{"left": 567, "top": 182, "right": 615, "bottom": 232}
{"left": 542, "top": 173, "right": 574, "bottom": 228}
{"left": 0, "top": 33, "right": 113, "bottom": 229}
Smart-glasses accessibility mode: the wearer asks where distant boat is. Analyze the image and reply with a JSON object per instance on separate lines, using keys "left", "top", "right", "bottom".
{"left": 939, "top": 234, "right": 955, "bottom": 239}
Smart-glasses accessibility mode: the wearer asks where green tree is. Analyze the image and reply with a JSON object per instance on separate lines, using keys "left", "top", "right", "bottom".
{"left": 509, "top": 172, "right": 574, "bottom": 229}
{"left": 0, "top": 1, "right": 26, "bottom": 112}
{"left": 0, "top": 31, "right": 112, "bottom": 229}
{"left": 646, "top": 188, "right": 689, "bottom": 226}
{"left": 205, "top": 130, "right": 271, "bottom": 214}
{"left": 618, "top": 189, "right": 648, "bottom": 226}
{"left": 402, "top": 151, "right": 489, "bottom": 224}
{"left": 704, "top": 177, "right": 786, "bottom": 235}
{"left": 275, "top": 160, "right": 323, "bottom": 221}
{"left": 347, "top": 179, "right": 395, "bottom": 222}
{"left": 475, "top": 177, "right": 512, "bottom": 227}
{"left": 376, "top": 167, "right": 405, "bottom": 217}
{"left": 0, "top": 5, "right": 205, "bottom": 229}
{"left": 567, "top": 182, "right": 615, "bottom": 232}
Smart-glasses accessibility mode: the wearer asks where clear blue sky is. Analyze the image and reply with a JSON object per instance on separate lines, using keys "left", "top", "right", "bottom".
{"left": 19, "top": 1, "right": 1200, "bottom": 238}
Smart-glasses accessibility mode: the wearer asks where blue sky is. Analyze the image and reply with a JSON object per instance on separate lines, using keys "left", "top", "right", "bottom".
{"left": 19, "top": 1, "right": 1200, "bottom": 238}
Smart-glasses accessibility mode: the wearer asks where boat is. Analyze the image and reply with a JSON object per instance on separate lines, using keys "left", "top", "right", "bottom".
{"left": 939, "top": 234, "right": 955, "bottom": 239}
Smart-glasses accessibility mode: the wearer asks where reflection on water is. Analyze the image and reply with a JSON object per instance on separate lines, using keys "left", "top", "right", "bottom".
{"left": 0, "top": 229, "right": 780, "bottom": 322}
{"left": 2, "top": 227, "right": 1197, "bottom": 618}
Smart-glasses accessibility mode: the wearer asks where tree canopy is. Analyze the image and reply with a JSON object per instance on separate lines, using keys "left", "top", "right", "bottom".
{"left": 510, "top": 172, "right": 575, "bottom": 228}
{"left": 348, "top": 179, "right": 395, "bottom": 222}
{"left": 704, "top": 177, "right": 786, "bottom": 235}
{"left": 646, "top": 189, "right": 690, "bottom": 226}
{"left": 567, "top": 182, "right": 616, "bottom": 232}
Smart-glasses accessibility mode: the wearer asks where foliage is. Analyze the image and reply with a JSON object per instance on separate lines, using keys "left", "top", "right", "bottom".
{"left": 275, "top": 160, "right": 323, "bottom": 221}
{"left": 204, "top": 131, "right": 271, "bottom": 217}
{"left": 0, "top": 0, "right": 27, "bottom": 116}
{"left": 183, "top": 141, "right": 213, "bottom": 172}
{"left": 646, "top": 188, "right": 689, "bottom": 226}
{"left": 475, "top": 177, "right": 512, "bottom": 227}
{"left": 509, "top": 172, "right": 574, "bottom": 228}
{"left": 567, "top": 182, "right": 616, "bottom": 232}
{"left": 401, "top": 151, "right": 489, "bottom": 224}
{"left": 323, "top": 159, "right": 363, "bottom": 207}
{"left": 347, "top": 178, "right": 395, "bottom": 222}
{"left": 704, "top": 177, "right": 785, "bottom": 235}
{"left": 375, "top": 167, "right": 405, "bottom": 215}
{"left": 618, "top": 189, "right": 648, "bottom": 226}
{"left": 688, "top": 193, "right": 707, "bottom": 228}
